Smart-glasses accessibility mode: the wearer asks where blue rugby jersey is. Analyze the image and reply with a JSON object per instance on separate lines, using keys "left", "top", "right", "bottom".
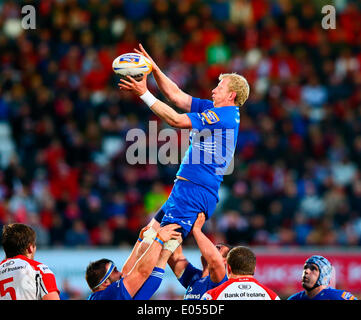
{"left": 178, "top": 262, "right": 228, "bottom": 300}
{"left": 288, "top": 287, "right": 357, "bottom": 300}
{"left": 88, "top": 278, "right": 132, "bottom": 300}
{"left": 177, "top": 97, "right": 240, "bottom": 201}
{"left": 88, "top": 267, "right": 164, "bottom": 300}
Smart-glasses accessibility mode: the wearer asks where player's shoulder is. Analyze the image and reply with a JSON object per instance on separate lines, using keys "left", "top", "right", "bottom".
{"left": 323, "top": 288, "right": 357, "bottom": 300}
{"left": 287, "top": 291, "right": 305, "bottom": 300}
{"left": 20, "top": 256, "right": 54, "bottom": 275}
{"left": 191, "top": 97, "right": 214, "bottom": 113}
{"left": 204, "top": 278, "right": 237, "bottom": 299}
{"left": 201, "top": 106, "right": 239, "bottom": 127}
{"left": 212, "top": 106, "right": 240, "bottom": 125}
{"left": 251, "top": 278, "right": 280, "bottom": 300}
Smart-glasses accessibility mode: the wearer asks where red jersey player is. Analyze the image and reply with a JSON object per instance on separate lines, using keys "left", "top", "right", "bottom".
{"left": 0, "top": 223, "right": 60, "bottom": 300}
{"left": 202, "top": 246, "right": 280, "bottom": 300}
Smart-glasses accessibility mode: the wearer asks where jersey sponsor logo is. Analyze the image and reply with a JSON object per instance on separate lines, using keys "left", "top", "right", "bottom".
{"left": 218, "top": 281, "right": 274, "bottom": 300}
{"left": 1, "top": 260, "right": 15, "bottom": 268}
{"left": 200, "top": 110, "right": 220, "bottom": 125}
{"left": 38, "top": 264, "right": 53, "bottom": 275}
{"left": 2, "top": 265, "right": 25, "bottom": 273}
{"left": 342, "top": 291, "right": 355, "bottom": 300}
{"left": 238, "top": 284, "right": 251, "bottom": 290}
{"left": 224, "top": 292, "right": 266, "bottom": 299}
{"left": 184, "top": 293, "right": 201, "bottom": 300}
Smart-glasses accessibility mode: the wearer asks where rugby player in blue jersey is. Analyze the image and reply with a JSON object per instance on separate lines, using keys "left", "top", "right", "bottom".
{"left": 86, "top": 224, "right": 181, "bottom": 300}
{"left": 168, "top": 212, "right": 231, "bottom": 300}
{"left": 118, "top": 44, "right": 249, "bottom": 254}
{"left": 288, "top": 255, "right": 357, "bottom": 300}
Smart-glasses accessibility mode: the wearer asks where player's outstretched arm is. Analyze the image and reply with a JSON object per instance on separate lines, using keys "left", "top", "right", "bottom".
{"left": 123, "top": 224, "right": 181, "bottom": 298}
{"left": 192, "top": 213, "right": 226, "bottom": 284}
{"left": 168, "top": 244, "right": 189, "bottom": 279}
{"left": 121, "top": 226, "right": 150, "bottom": 276}
{"left": 118, "top": 75, "right": 192, "bottom": 129}
{"left": 134, "top": 43, "right": 192, "bottom": 112}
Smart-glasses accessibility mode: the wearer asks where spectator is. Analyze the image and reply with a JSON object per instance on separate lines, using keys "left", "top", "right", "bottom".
{"left": 65, "top": 219, "right": 90, "bottom": 247}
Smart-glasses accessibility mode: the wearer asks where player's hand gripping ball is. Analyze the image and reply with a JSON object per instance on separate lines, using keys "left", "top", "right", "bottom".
{"left": 112, "top": 53, "right": 152, "bottom": 81}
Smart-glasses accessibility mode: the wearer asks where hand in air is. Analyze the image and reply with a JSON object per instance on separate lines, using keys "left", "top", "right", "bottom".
{"left": 157, "top": 224, "right": 181, "bottom": 242}
{"left": 118, "top": 74, "right": 148, "bottom": 96}
{"left": 193, "top": 212, "right": 206, "bottom": 231}
{"left": 134, "top": 43, "right": 159, "bottom": 72}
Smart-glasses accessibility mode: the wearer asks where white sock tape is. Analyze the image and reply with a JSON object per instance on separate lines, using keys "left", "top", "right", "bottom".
{"left": 163, "top": 239, "right": 181, "bottom": 253}
{"left": 142, "top": 227, "right": 157, "bottom": 245}
{"left": 140, "top": 90, "right": 157, "bottom": 107}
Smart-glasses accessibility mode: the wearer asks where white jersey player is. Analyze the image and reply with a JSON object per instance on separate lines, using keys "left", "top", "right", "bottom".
{"left": 1, "top": 223, "right": 60, "bottom": 300}
{"left": 202, "top": 246, "right": 280, "bottom": 300}
{"left": 0, "top": 255, "right": 59, "bottom": 300}
{"left": 202, "top": 276, "right": 280, "bottom": 300}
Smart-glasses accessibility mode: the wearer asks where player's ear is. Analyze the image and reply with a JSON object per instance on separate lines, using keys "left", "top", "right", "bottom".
{"left": 229, "top": 91, "right": 236, "bottom": 101}
{"left": 26, "top": 243, "right": 36, "bottom": 258}
{"left": 226, "top": 263, "right": 231, "bottom": 276}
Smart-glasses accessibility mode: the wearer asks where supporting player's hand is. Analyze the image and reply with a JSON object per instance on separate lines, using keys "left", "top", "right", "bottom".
{"left": 157, "top": 224, "right": 181, "bottom": 243}
{"left": 193, "top": 212, "right": 206, "bottom": 231}
{"left": 134, "top": 43, "right": 159, "bottom": 73}
{"left": 118, "top": 74, "right": 148, "bottom": 96}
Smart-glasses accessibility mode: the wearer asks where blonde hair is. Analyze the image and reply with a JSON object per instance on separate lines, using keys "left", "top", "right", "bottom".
{"left": 219, "top": 73, "right": 250, "bottom": 107}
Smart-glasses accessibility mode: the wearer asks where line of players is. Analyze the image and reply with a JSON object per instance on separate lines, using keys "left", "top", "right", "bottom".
{"left": 0, "top": 216, "right": 358, "bottom": 300}
{"left": 1, "top": 45, "right": 358, "bottom": 301}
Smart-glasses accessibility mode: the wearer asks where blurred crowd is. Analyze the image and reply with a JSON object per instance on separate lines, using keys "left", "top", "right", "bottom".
{"left": 1, "top": 0, "right": 361, "bottom": 249}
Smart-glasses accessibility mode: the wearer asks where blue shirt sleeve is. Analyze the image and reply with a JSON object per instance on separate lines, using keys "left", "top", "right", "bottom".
{"left": 89, "top": 279, "right": 133, "bottom": 300}
{"left": 287, "top": 292, "right": 301, "bottom": 300}
{"left": 209, "top": 273, "right": 228, "bottom": 288}
{"left": 191, "top": 97, "right": 214, "bottom": 113}
{"left": 133, "top": 267, "right": 164, "bottom": 300}
{"left": 178, "top": 263, "right": 203, "bottom": 289}
{"left": 336, "top": 290, "right": 358, "bottom": 300}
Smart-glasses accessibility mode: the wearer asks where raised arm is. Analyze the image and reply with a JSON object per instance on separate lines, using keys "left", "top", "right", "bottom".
{"left": 121, "top": 226, "right": 149, "bottom": 276}
{"left": 135, "top": 44, "right": 192, "bottom": 112}
{"left": 167, "top": 244, "right": 190, "bottom": 279}
{"left": 192, "top": 213, "right": 226, "bottom": 284}
{"left": 122, "top": 223, "right": 181, "bottom": 298}
{"left": 118, "top": 74, "right": 192, "bottom": 129}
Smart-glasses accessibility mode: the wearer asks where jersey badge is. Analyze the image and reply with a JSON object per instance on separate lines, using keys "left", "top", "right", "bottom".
{"left": 200, "top": 110, "right": 220, "bottom": 125}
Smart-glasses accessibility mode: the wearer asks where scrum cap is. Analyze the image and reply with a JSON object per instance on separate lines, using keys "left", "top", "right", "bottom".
{"left": 305, "top": 255, "right": 332, "bottom": 287}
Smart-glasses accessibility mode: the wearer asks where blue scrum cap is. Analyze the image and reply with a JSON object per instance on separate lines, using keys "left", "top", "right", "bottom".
{"left": 305, "top": 255, "right": 332, "bottom": 287}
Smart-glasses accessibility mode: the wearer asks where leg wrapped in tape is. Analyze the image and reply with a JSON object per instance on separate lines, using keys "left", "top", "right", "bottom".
{"left": 163, "top": 239, "right": 181, "bottom": 253}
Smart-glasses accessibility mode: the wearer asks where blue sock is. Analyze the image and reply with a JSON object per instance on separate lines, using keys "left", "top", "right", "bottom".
{"left": 133, "top": 267, "right": 164, "bottom": 300}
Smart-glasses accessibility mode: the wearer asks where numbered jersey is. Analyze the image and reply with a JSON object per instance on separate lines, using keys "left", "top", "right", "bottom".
{"left": 0, "top": 255, "right": 59, "bottom": 300}
{"left": 202, "top": 277, "right": 280, "bottom": 300}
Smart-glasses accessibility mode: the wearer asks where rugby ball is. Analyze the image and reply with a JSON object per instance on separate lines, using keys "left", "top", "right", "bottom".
{"left": 112, "top": 53, "right": 152, "bottom": 81}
